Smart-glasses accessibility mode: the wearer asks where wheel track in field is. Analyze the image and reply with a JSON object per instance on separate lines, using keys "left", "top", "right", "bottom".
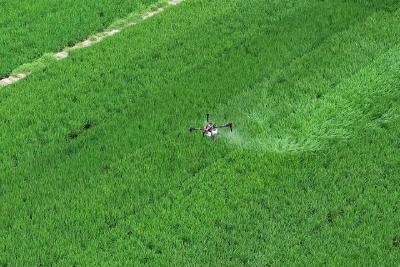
{"left": 0, "top": 0, "right": 183, "bottom": 88}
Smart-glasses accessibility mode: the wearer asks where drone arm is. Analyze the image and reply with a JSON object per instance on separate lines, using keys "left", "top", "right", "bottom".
{"left": 214, "top": 123, "right": 233, "bottom": 130}
{"left": 189, "top": 127, "right": 203, "bottom": 132}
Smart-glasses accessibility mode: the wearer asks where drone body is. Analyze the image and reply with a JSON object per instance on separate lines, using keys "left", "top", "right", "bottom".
{"left": 189, "top": 114, "right": 233, "bottom": 141}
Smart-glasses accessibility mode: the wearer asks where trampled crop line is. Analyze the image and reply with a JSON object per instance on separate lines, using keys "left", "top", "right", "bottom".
{"left": 0, "top": 0, "right": 183, "bottom": 88}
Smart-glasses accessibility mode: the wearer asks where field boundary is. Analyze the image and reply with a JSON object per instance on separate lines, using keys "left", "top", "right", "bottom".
{"left": 0, "top": 0, "right": 183, "bottom": 88}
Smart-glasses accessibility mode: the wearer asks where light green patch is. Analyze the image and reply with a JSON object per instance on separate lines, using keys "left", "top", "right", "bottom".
{"left": 222, "top": 130, "right": 321, "bottom": 153}
{"left": 11, "top": 53, "right": 58, "bottom": 75}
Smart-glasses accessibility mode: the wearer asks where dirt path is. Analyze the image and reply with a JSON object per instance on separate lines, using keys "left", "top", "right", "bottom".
{"left": 0, "top": 0, "right": 183, "bottom": 87}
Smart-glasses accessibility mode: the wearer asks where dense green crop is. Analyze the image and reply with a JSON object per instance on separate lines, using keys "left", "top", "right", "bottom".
{"left": 0, "top": 0, "right": 161, "bottom": 78}
{"left": 0, "top": 0, "right": 400, "bottom": 265}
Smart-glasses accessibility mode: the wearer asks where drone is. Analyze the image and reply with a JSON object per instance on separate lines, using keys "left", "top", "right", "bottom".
{"left": 189, "top": 114, "right": 233, "bottom": 141}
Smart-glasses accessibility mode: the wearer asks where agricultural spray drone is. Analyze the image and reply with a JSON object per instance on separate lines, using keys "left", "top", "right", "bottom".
{"left": 189, "top": 114, "right": 233, "bottom": 140}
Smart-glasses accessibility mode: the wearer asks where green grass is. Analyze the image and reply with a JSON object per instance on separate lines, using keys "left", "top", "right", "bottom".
{"left": 1, "top": 0, "right": 400, "bottom": 265}
{"left": 0, "top": 0, "right": 161, "bottom": 78}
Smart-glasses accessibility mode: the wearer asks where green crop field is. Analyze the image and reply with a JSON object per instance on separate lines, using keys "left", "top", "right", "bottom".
{"left": 0, "top": 0, "right": 160, "bottom": 78}
{"left": 1, "top": 0, "right": 400, "bottom": 265}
